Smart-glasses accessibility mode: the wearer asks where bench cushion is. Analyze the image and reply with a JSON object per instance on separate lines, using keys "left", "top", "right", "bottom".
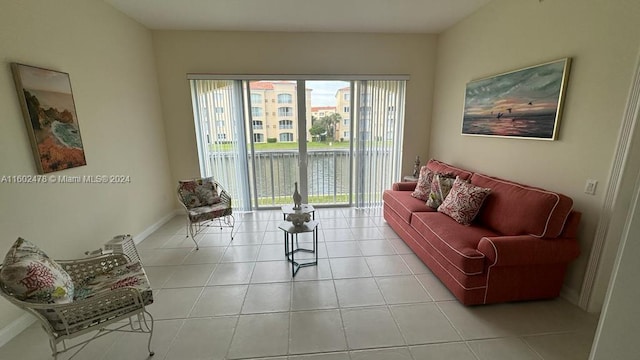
{"left": 74, "top": 261, "right": 153, "bottom": 305}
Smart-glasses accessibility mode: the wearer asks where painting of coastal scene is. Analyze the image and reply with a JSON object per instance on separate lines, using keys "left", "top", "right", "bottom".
{"left": 12, "top": 63, "right": 86, "bottom": 173}
{"left": 462, "top": 58, "right": 571, "bottom": 140}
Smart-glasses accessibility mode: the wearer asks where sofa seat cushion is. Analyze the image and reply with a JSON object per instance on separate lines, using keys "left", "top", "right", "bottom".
{"left": 411, "top": 212, "right": 498, "bottom": 275}
{"left": 383, "top": 190, "right": 435, "bottom": 224}
{"left": 471, "top": 173, "right": 573, "bottom": 238}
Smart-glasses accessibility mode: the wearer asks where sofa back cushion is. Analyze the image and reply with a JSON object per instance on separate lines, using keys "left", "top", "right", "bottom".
{"left": 471, "top": 173, "right": 573, "bottom": 238}
{"left": 426, "top": 159, "right": 473, "bottom": 181}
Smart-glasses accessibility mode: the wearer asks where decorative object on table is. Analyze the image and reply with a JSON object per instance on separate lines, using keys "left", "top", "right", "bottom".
{"left": 292, "top": 181, "right": 302, "bottom": 209}
{"left": 462, "top": 58, "right": 571, "bottom": 140}
{"left": 11, "top": 63, "right": 87, "bottom": 173}
{"left": 286, "top": 212, "right": 311, "bottom": 227}
{"left": 412, "top": 156, "right": 421, "bottom": 177}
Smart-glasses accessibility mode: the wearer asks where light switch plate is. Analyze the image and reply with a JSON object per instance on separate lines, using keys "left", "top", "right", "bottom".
{"left": 585, "top": 179, "right": 598, "bottom": 195}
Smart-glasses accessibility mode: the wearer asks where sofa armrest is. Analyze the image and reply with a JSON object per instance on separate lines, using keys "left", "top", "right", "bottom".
{"left": 477, "top": 235, "right": 580, "bottom": 267}
{"left": 392, "top": 182, "right": 417, "bottom": 191}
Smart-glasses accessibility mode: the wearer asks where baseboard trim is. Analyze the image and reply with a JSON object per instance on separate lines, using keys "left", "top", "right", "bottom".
{"left": 0, "top": 313, "right": 36, "bottom": 348}
{"left": 561, "top": 285, "right": 581, "bottom": 307}
{"left": 132, "top": 209, "right": 181, "bottom": 245}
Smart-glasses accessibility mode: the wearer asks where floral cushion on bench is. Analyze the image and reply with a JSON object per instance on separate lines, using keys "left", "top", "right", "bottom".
{"left": 74, "top": 261, "right": 153, "bottom": 305}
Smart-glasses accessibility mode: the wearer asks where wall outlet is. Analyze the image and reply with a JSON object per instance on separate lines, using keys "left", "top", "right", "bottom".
{"left": 585, "top": 179, "right": 598, "bottom": 195}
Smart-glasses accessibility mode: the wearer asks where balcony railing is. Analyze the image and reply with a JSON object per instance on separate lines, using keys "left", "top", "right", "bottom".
{"left": 209, "top": 149, "right": 350, "bottom": 207}
{"left": 208, "top": 148, "right": 392, "bottom": 209}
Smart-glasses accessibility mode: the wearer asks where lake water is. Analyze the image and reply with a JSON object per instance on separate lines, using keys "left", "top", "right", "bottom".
{"left": 211, "top": 149, "right": 391, "bottom": 207}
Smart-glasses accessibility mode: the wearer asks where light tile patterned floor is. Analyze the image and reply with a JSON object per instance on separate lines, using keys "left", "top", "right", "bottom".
{"left": 0, "top": 208, "right": 600, "bottom": 359}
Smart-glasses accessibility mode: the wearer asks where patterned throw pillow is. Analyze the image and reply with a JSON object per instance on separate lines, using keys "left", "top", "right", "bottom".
{"left": 438, "top": 177, "right": 491, "bottom": 225}
{"left": 178, "top": 178, "right": 221, "bottom": 208}
{"left": 426, "top": 173, "right": 456, "bottom": 208}
{"left": 411, "top": 166, "right": 434, "bottom": 201}
{"left": 0, "top": 238, "right": 74, "bottom": 303}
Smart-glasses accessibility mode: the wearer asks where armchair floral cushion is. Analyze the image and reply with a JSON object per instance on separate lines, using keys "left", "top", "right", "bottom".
{"left": 0, "top": 238, "right": 74, "bottom": 304}
{"left": 178, "top": 178, "right": 222, "bottom": 208}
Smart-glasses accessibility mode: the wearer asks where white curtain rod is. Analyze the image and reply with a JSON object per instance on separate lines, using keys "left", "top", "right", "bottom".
{"left": 186, "top": 74, "right": 410, "bottom": 81}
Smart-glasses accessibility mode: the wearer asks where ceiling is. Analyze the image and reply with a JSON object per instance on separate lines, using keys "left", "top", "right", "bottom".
{"left": 104, "top": 0, "right": 492, "bottom": 34}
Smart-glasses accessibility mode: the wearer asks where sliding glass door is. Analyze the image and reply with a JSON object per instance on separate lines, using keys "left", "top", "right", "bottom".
{"left": 353, "top": 80, "right": 406, "bottom": 208}
{"left": 190, "top": 80, "right": 252, "bottom": 210}
{"left": 189, "top": 76, "right": 406, "bottom": 211}
{"left": 246, "top": 80, "right": 351, "bottom": 208}
{"left": 246, "top": 80, "right": 313, "bottom": 207}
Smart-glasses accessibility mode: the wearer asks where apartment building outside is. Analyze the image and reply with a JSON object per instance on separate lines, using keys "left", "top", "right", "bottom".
{"left": 248, "top": 81, "right": 312, "bottom": 143}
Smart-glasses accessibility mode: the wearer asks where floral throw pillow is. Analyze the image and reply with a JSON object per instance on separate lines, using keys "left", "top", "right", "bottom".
{"left": 438, "top": 177, "right": 491, "bottom": 225}
{"left": 426, "top": 173, "right": 456, "bottom": 209}
{"left": 411, "top": 166, "right": 434, "bottom": 201}
{"left": 178, "top": 178, "right": 221, "bottom": 208}
{"left": 0, "top": 238, "right": 74, "bottom": 304}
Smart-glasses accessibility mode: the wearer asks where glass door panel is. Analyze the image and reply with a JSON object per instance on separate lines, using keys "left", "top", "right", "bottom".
{"left": 248, "top": 80, "right": 302, "bottom": 207}
{"left": 246, "top": 80, "right": 352, "bottom": 208}
{"left": 306, "top": 81, "right": 352, "bottom": 206}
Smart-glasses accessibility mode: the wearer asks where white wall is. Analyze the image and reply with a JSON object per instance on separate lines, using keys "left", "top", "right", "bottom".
{"left": 431, "top": 0, "right": 640, "bottom": 309}
{"left": 151, "top": 31, "right": 437, "bottom": 184}
{"left": 590, "top": 152, "right": 640, "bottom": 358}
{"left": 0, "top": 0, "right": 173, "bottom": 329}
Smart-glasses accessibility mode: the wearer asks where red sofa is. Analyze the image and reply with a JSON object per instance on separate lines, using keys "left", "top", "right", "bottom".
{"left": 382, "top": 159, "right": 581, "bottom": 305}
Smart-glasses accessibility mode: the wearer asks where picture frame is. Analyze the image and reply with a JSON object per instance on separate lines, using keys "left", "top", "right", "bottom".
{"left": 461, "top": 58, "right": 571, "bottom": 140}
{"left": 11, "top": 63, "right": 87, "bottom": 173}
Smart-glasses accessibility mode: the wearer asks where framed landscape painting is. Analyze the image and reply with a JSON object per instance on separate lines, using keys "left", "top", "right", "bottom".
{"left": 12, "top": 63, "right": 86, "bottom": 173}
{"left": 462, "top": 58, "right": 571, "bottom": 140}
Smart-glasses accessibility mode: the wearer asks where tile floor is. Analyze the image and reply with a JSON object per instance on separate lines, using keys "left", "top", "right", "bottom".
{"left": 0, "top": 208, "right": 600, "bottom": 360}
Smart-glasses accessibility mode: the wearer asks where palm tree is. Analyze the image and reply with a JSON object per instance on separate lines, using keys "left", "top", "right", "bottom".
{"left": 309, "top": 113, "right": 342, "bottom": 141}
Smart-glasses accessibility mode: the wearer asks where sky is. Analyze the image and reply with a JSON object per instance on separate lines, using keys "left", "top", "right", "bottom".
{"left": 15, "top": 64, "right": 72, "bottom": 94}
{"left": 306, "top": 80, "right": 349, "bottom": 107}
{"left": 464, "top": 60, "right": 568, "bottom": 117}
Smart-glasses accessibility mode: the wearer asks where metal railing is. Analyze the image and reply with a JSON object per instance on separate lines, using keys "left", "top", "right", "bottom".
{"left": 209, "top": 148, "right": 393, "bottom": 209}
{"left": 251, "top": 149, "right": 351, "bottom": 207}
